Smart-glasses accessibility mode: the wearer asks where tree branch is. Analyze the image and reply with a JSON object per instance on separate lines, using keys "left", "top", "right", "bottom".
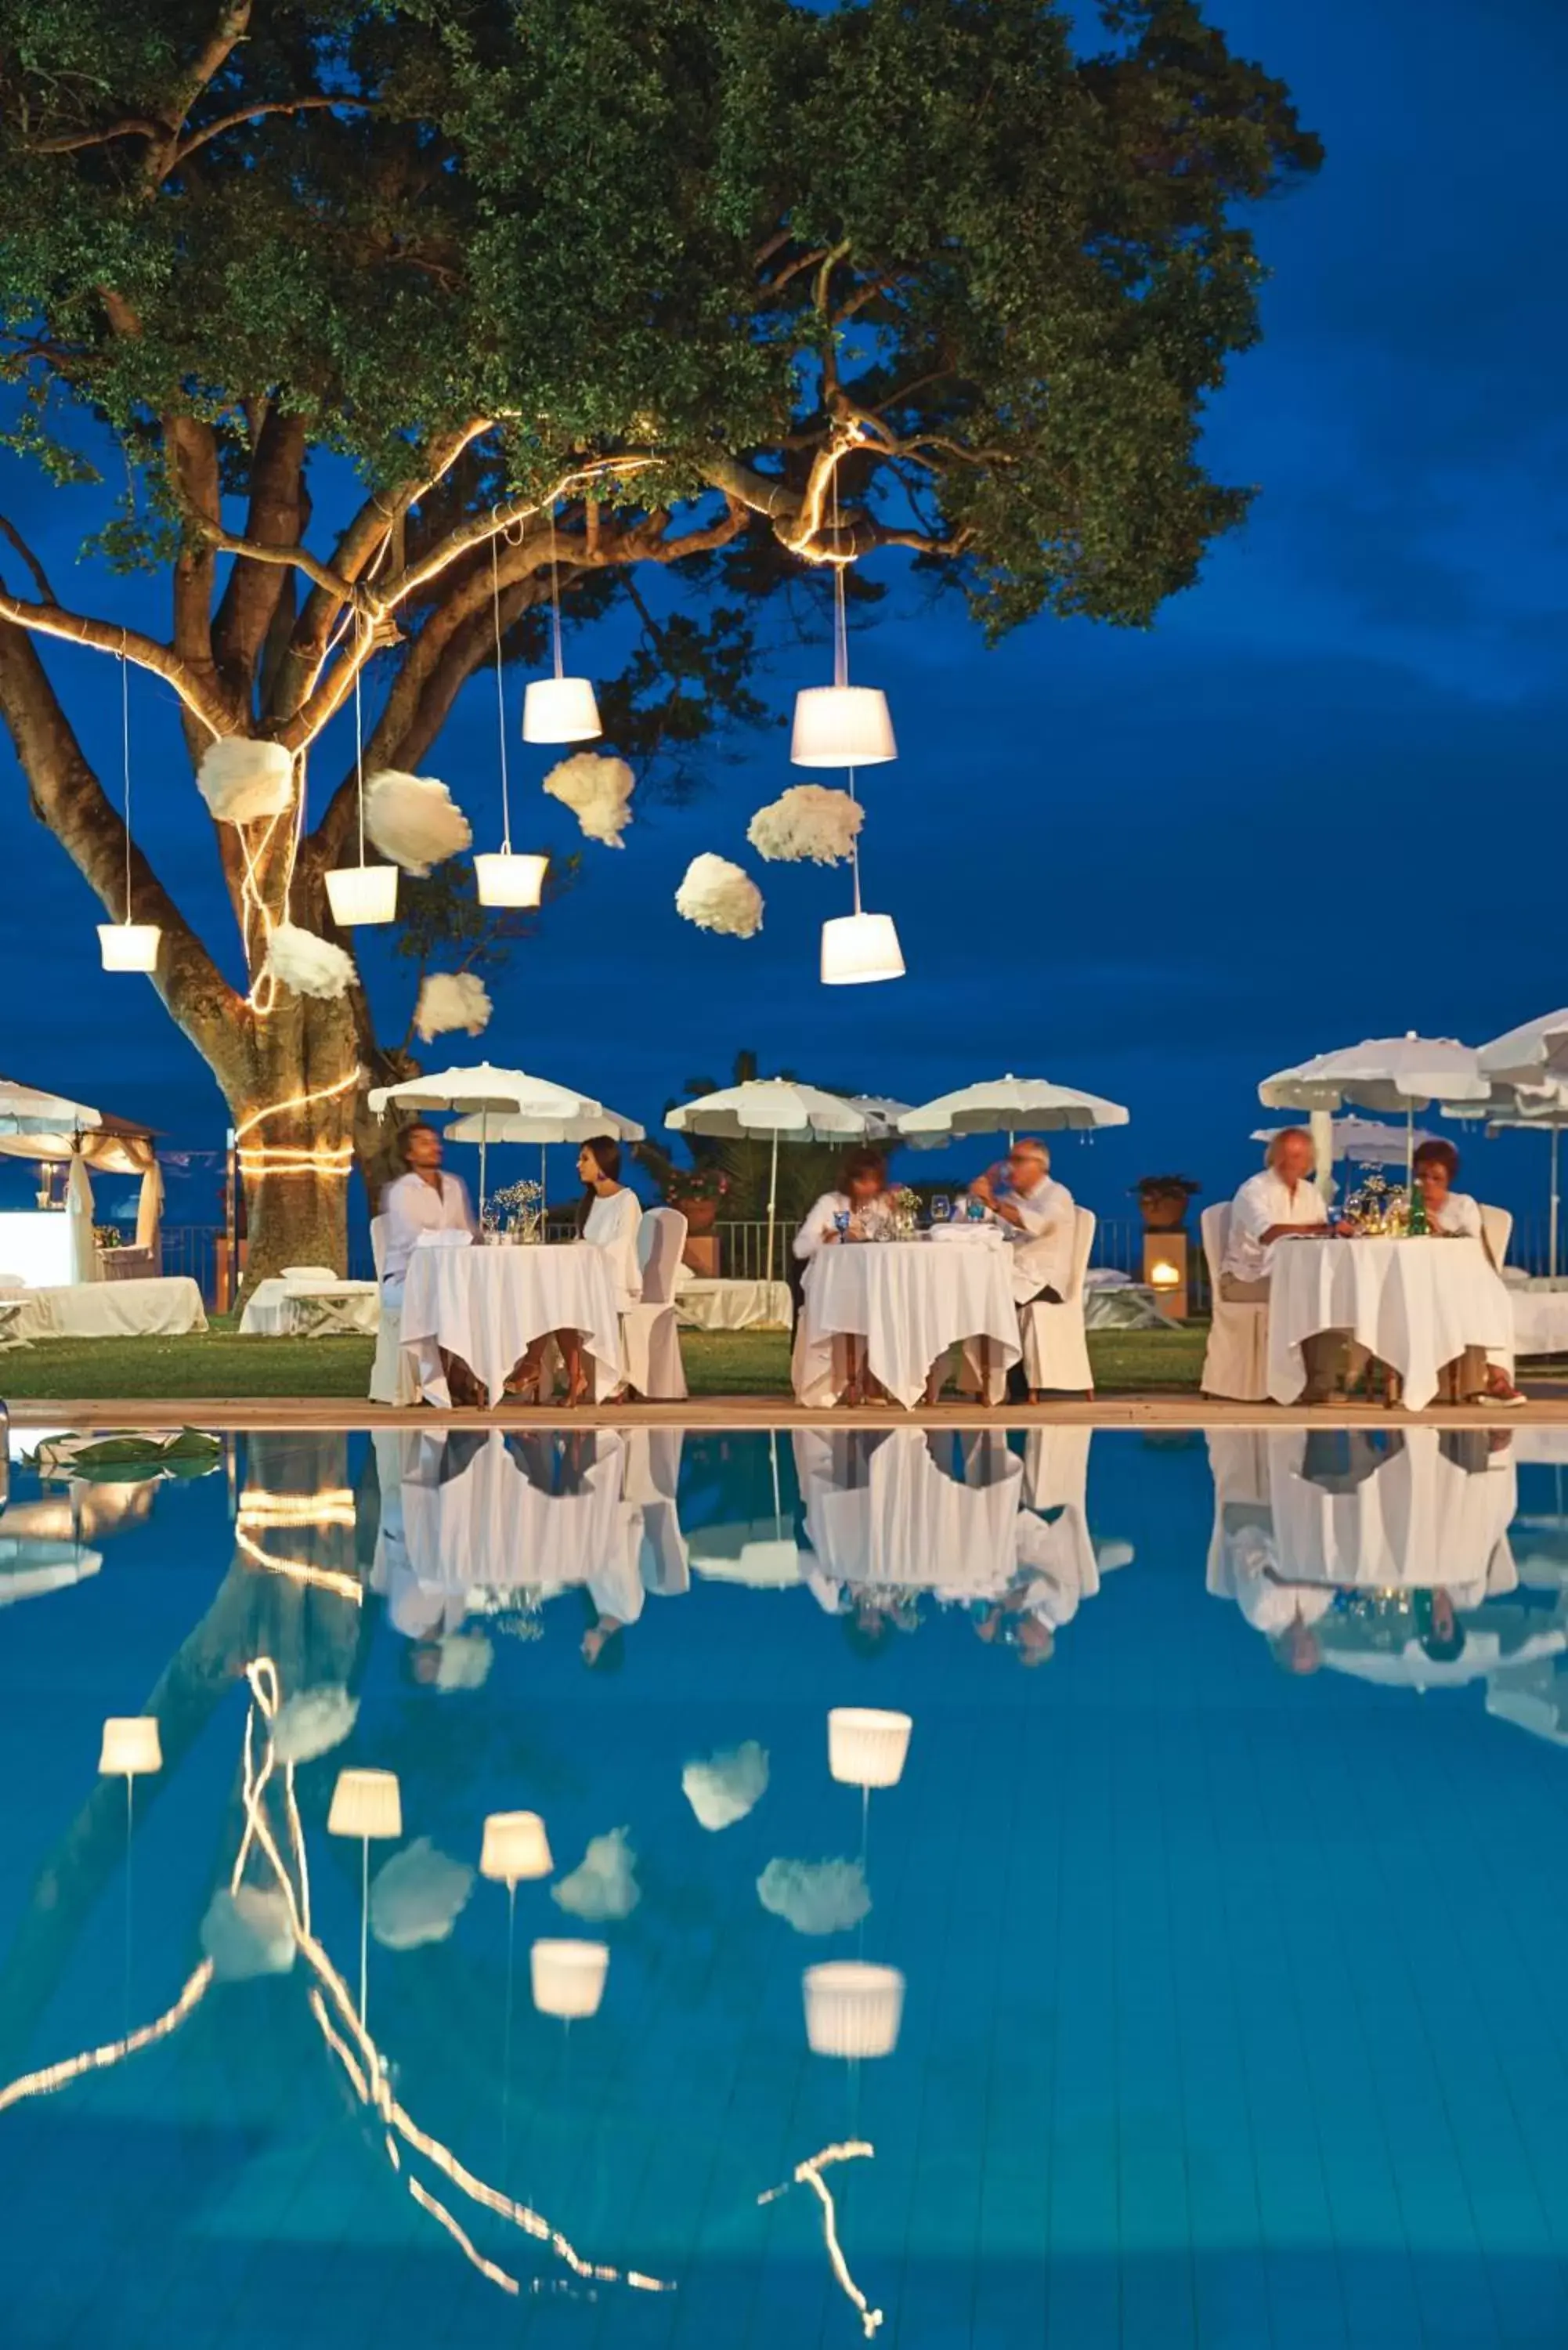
{"left": 212, "top": 410, "right": 309, "bottom": 698}
{"left": 0, "top": 621, "right": 243, "bottom": 1060}
{"left": 0, "top": 590, "right": 233, "bottom": 736}
{"left": 175, "top": 96, "right": 376, "bottom": 168}
{"left": 0, "top": 514, "right": 56, "bottom": 603}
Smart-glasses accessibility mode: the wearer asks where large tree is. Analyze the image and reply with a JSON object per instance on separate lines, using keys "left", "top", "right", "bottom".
{"left": 0, "top": 0, "right": 1319, "bottom": 1285}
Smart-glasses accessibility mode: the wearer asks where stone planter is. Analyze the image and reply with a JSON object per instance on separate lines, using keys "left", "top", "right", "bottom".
{"left": 673, "top": 1196, "right": 720, "bottom": 1236}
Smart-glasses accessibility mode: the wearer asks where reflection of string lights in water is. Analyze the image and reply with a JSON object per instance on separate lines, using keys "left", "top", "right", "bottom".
{"left": 0, "top": 1658, "right": 672, "bottom": 2308}
{"left": 233, "top": 1488, "right": 363, "bottom": 1603}
{"left": 759, "top": 2141, "right": 883, "bottom": 2338}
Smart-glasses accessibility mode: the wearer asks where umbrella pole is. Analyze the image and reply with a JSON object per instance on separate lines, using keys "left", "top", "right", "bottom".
{"left": 1405, "top": 1103, "right": 1414, "bottom": 1196}
{"left": 766, "top": 1130, "right": 779, "bottom": 1285}
{"left": 1552, "top": 1123, "right": 1561, "bottom": 1281}
{"left": 541, "top": 1143, "right": 547, "bottom": 1220}
{"left": 479, "top": 1111, "right": 489, "bottom": 1217}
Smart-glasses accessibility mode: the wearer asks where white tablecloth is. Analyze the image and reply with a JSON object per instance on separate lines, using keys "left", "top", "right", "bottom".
{"left": 240, "top": 1278, "right": 380, "bottom": 1337}
{"left": 675, "top": 1275, "right": 793, "bottom": 1332}
{"left": 9, "top": 1276, "right": 208, "bottom": 1343}
{"left": 794, "top": 1238, "right": 1019, "bottom": 1409}
{"left": 794, "top": 1426, "right": 1024, "bottom": 1596}
{"left": 1266, "top": 1237, "right": 1513, "bottom": 1411}
{"left": 1268, "top": 1425, "right": 1518, "bottom": 1592}
{"left": 399, "top": 1241, "right": 622, "bottom": 1405}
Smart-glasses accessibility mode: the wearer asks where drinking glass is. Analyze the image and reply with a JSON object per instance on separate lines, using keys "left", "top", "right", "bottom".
{"left": 833, "top": 1210, "right": 851, "bottom": 1240}
{"left": 966, "top": 1194, "right": 986, "bottom": 1224}
{"left": 931, "top": 1195, "right": 950, "bottom": 1225}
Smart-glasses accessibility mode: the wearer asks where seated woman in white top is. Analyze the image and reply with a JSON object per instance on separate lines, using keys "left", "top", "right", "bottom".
{"left": 515, "top": 1137, "right": 642, "bottom": 1407}
{"left": 793, "top": 1148, "right": 894, "bottom": 1404}
{"left": 1412, "top": 1139, "right": 1522, "bottom": 1405}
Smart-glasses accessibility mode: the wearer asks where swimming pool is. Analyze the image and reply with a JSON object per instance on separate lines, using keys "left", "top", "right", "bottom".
{"left": 2, "top": 1421, "right": 1567, "bottom": 2347}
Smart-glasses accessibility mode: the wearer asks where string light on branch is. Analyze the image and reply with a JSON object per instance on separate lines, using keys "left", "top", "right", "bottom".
{"left": 522, "top": 504, "right": 601, "bottom": 743}
{"left": 477, "top": 531, "right": 551, "bottom": 907}
{"left": 98, "top": 651, "right": 162, "bottom": 974}
{"left": 233, "top": 1070, "right": 359, "bottom": 1182}
{"left": 324, "top": 627, "right": 399, "bottom": 926}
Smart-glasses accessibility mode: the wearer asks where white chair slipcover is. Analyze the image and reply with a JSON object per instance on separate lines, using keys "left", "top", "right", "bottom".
{"left": 1199, "top": 1202, "right": 1269, "bottom": 1401}
{"left": 368, "top": 1212, "right": 420, "bottom": 1406}
{"left": 620, "top": 1206, "right": 688, "bottom": 1400}
{"left": 1019, "top": 1206, "right": 1096, "bottom": 1394}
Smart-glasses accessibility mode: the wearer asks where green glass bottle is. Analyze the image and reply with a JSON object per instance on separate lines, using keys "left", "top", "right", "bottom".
{"left": 1406, "top": 1174, "right": 1428, "bottom": 1237}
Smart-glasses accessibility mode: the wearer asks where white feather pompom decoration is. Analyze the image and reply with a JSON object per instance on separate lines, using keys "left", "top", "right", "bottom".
{"left": 675, "top": 854, "right": 764, "bottom": 939}
{"left": 265, "top": 922, "right": 357, "bottom": 1001}
{"left": 746, "top": 785, "right": 862, "bottom": 866}
{"left": 542, "top": 751, "right": 635, "bottom": 848}
{"left": 414, "top": 971, "right": 493, "bottom": 1043}
{"left": 197, "top": 738, "right": 294, "bottom": 826}
{"left": 364, "top": 771, "right": 472, "bottom": 875}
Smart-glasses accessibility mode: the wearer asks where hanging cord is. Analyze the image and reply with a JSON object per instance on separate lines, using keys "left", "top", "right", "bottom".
{"left": 848, "top": 768, "right": 862, "bottom": 915}
{"left": 548, "top": 503, "right": 564, "bottom": 682}
{"left": 491, "top": 532, "right": 512, "bottom": 851}
{"left": 118, "top": 642, "right": 132, "bottom": 922}
{"left": 832, "top": 465, "right": 860, "bottom": 912}
{"left": 352, "top": 619, "right": 367, "bottom": 867}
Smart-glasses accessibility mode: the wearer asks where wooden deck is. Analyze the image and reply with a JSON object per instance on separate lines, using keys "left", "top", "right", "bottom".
{"left": 9, "top": 1393, "right": 1568, "bottom": 1432}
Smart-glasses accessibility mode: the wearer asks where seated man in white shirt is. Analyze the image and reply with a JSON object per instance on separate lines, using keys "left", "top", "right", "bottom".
{"left": 380, "top": 1121, "right": 480, "bottom": 1403}
{"left": 1220, "top": 1129, "right": 1348, "bottom": 1404}
{"left": 969, "top": 1137, "right": 1076, "bottom": 1402}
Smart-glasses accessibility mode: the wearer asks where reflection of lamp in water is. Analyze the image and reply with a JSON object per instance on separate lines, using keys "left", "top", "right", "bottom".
{"left": 328, "top": 1767, "right": 402, "bottom": 2024}
{"left": 482, "top": 1812, "right": 554, "bottom": 2174}
{"left": 531, "top": 1938, "right": 609, "bottom": 2020}
{"left": 804, "top": 1961, "right": 905, "bottom": 2059}
{"left": 828, "top": 1708, "right": 911, "bottom": 1789}
{"left": 99, "top": 1716, "right": 162, "bottom": 2027}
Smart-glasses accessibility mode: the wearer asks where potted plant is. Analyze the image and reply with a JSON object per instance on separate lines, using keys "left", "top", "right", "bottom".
{"left": 667, "top": 1163, "right": 732, "bottom": 1235}
{"left": 1132, "top": 1174, "right": 1201, "bottom": 1231}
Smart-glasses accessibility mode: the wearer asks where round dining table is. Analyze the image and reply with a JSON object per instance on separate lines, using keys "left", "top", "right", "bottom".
{"left": 1266, "top": 1235, "right": 1513, "bottom": 1411}
{"left": 793, "top": 1233, "right": 1020, "bottom": 1409}
{"left": 399, "top": 1238, "right": 622, "bottom": 1407}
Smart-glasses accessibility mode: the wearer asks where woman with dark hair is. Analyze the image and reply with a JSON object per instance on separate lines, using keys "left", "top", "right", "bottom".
{"left": 793, "top": 1148, "right": 894, "bottom": 1403}
{"left": 1413, "top": 1139, "right": 1523, "bottom": 1405}
{"left": 523, "top": 1137, "right": 642, "bottom": 1405}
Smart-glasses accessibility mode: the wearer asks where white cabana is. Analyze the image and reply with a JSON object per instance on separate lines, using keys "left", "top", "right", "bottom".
{"left": 1258, "top": 1033, "right": 1490, "bottom": 1190}
{"left": 0, "top": 1075, "right": 162, "bottom": 1283}
{"left": 896, "top": 1072, "right": 1129, "bottom": 1142}
{"left": 367, "top": 1061, "right": 592, "bottom": 1211}
{"left": 666, "top": 1079, "right": 874, "bottom": 1282}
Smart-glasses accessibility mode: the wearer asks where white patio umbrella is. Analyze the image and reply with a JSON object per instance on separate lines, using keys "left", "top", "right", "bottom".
{"left": 844, "top": 1095, "right": 945, "bottom": 1152}
{"left": 446, "top": 1100, "right": 645, "bottom": 1204}
{"left": 666, "top": 1079, "right": 873, "bottom": 1282}
{"left": 1476, "top": 1007, "right": 1568, "bottom": 1089}
{"left": 896, "top": 1072, "right": 1129, "bottom": 1143}
{"left": 1252, "top": 1116, "right": 1438, "bottom": 1168}
{"left": 1446, "top": 1082, "right": 1568, "bottom": 1279}
{"left": 1258, "top": 1034, "right": 1489, "bottom": 1189}
{"left": 367, "top": 1062, "right": 591, "bottom": 1212}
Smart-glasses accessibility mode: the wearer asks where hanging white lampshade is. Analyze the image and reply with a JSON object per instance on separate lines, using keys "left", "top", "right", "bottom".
{"left": 821, "top": 913, "right": 905, "bottom": 988}
{"left": 523, "top": 676, "right": 601, "bottom": 744}
{"left": 480, "top": 1810, "right": 553, "bottom": 1885}
{"left": 474, "top": 848, "right": 548, "bottom": 908}
{"left": 530, "top": 1936, "right": 609, "bottom": 2019}
{"left": 324, "top": 862, "right": 399, "bottom": 927}
{"left": 804, "top": 1961, "right": 905, "bottom": 2059}
{"left": 99, "top": 1716, "right": 163, "bottom": 1776}
{"left": 98, "top": 922, "right": 161, "bottom": 974}
{"left": 791, "top": 685, "right": 896, "bottom": 769}
{"left": 828, "top": 1706, "right": 912, "bottom": 1789}
{"left": 327, "top": 1767, "right": 403, "bottom": 1841}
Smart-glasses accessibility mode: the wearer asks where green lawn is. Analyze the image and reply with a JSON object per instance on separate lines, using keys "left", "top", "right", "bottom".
{"left": 0, "top": 1317, "right": 1208, "bottom": 1400}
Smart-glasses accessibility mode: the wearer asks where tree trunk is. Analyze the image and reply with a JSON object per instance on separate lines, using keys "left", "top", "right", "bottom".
{"left": 219, "top": 989, "right": 360, "bottom": 1294}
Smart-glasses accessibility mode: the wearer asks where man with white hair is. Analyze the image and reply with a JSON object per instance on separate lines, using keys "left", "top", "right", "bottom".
{"left": 970, "top": 1137, "right": 1077, "bottom": 1402}
{"left": 1221, "top": 1128, "right": 1346, "bottom": 1401}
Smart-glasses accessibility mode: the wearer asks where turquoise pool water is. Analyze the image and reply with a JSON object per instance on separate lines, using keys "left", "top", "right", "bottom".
{"left": 3, "top": 1422, "right": 1568, "bottom": 2348}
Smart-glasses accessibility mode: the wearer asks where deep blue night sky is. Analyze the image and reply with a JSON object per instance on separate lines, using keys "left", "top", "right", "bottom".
{"left": 2, "top": 0, "right": 1566, "bottom": 1235}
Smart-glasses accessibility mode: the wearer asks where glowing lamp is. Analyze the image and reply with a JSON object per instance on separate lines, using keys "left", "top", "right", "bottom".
{"left": 829, "top": 1707, "right": 912, "bottom": 1789}
{"left": 530, "top": 1937, "right": 609, "bottom": 2019}
{"left": 475, "top": 849, "right": 548, "bottom": 909}
{"left": 1150, "top": 1261, "right": 1180, "bottom": 1289}
{"left": 821, "top": 912, "right": 905, "bottom": 987}
{"left": 480, "top": 1810, "right": 553, "bottom": 1885}
{"left": 791, "top": 685, "right": 896, "bottom": 769}
{"left": 804, "top": 1961, "right": 905, "bottom": 2059}
{"left": 324, "top": 863, "right": 399, "bottom": 926}
{"left": 98, "top": 923, "right": 161, "bottom": 974}
{"left": 327, "top": 1767, "right": 403, "bottom": 1841}
{"left": 99, "top": 1716, "right": 163, "bottom": 1776}
{"left": 1141, "top": 1232, "right": 1189, "bottom": 1321}
{"left": 523, "top": 677, "right": 601, "bottom": 743}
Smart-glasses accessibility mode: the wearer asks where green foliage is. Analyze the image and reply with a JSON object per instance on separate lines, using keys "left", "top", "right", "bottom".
{"left": 0, "top": 0, "right": 1321, "bottom": 631}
